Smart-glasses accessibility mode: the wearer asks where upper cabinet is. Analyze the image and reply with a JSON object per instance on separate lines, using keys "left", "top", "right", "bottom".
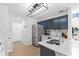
{"left": 38, "top": 15, "right": 68, "bottom": 30}
{"left": 38, "top": 20, "right": 48, "bottom": 30}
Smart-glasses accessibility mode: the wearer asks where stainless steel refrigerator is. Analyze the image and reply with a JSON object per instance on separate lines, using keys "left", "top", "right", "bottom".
{"left": 32, "top": 24, "right": 44, "bottom": 46}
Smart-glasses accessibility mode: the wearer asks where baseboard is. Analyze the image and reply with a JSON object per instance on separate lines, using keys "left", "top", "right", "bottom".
{"left": 8, "top": 49, "right": 13, "bottom": 53}
{"left": 21, "top": 41, "right": 32, "bottom": 46}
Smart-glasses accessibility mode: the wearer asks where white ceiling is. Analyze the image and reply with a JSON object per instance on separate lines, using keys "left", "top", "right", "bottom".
{"left": 1, "top": 3, "right": 79, "bottom": 20}
{"left": 35, "top": 3, "right": 79, "bottom": 20}
{"left": 0, "top": 3, "right": 29, "bottom": 17}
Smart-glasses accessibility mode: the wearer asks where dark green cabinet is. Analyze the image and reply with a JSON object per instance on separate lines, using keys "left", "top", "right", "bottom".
{"left": 38, "top": 21, "right": 48, "bottom": 30}
{"left": 40, "top": 45, "right": 55, "bottom": 56}
{"left": 38, "top": 15, "right": 68, "bottom": 30}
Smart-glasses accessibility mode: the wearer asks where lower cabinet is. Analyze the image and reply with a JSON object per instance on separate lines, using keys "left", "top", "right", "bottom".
{"left": 55, "top": 51, "right": 66, "bottom": 56}
{"left": 40, "top": 45, "right": 55, "bottom": 56}
{"left": 40, "top": 45, "right": 66, "bottom": 56}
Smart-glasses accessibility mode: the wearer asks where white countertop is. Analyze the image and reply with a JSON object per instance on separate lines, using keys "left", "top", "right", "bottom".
{"left": 71, "top": 39, "right": 79, "bottom": 56}
{"left": 38, "top": 39, "right": 71, "bottom": 56}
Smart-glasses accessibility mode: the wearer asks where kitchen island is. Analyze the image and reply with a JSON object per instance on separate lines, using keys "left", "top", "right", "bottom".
{"left": 38, "top": 39, "right": 71, "bottom": 56}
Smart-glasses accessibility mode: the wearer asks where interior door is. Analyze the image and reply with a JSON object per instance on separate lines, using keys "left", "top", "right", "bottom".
{"left": 12, "top": 22, "right": 23, "bottom": 42}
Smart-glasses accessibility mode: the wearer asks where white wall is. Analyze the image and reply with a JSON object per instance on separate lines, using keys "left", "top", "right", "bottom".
{"left": 0, "top": 5, "right": 9, "bottom": 55}
{"left": 37, "top": 11, "right": 68, "bottom": 22}
{"left": 9, "top": 13, "right": 37, "bottom": 47}
{"left": 22, "top": 16, "right": 37, "bottom": 45}
{"left": 68, "top": 9, "right": 72, "bottom": 56}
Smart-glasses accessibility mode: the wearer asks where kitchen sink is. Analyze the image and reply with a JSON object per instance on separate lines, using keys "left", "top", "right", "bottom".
{"left": 46, "top": 39, "right": 60, "bottom": 45}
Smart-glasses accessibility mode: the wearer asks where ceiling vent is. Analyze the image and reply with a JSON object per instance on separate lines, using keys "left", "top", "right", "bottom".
{"left": 58, "top": 9, "right": 68, "bottom": 13}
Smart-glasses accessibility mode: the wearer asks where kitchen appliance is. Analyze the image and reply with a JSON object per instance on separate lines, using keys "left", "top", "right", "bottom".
{"left": 50, "top": 30, "right": 62, "bottom": 45}
{"left": 32, "top": 24, "right": 44, "bottom": 46}
{"left": 47, "top": 39, "right": 60, "bottom": 45}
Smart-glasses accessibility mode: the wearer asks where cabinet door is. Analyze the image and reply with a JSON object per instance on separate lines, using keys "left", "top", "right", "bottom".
{"left": 53, "top": 19, "right": 58, "bottom": 29}
{"left": 40, "top": 45, "right": 55, "bottom": 56}
{"left": 44, "top": 20, "right": 49, "bottom": 30}
{"left": 38, "top": 15, "right": 68, "bottom": 30}
{"left": 59, "top": 17, "right": 68, "bottom": 29}
{"left": 47, "top": 20, "right": 51, "bottom": 29}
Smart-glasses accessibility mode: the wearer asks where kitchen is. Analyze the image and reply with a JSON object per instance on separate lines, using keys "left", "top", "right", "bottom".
{"left": 31, "top": 3, "right": 77, "bottom": 56}
{"left": 32, "top": 12, "right": 70, "bottom": 56}
{"left": 0, "top": 3, "right": 79, "bottom": 56}
{"left": 37, "top": 15, "right": 69, "bottom": 56}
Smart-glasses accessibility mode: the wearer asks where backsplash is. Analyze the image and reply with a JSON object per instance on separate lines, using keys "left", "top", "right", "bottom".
{"left": 38, "top": 15, "right": 68, "bottom": 30}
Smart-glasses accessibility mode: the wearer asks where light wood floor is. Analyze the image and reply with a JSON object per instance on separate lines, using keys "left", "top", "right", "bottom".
{"left": 9, "top": 41, "right": 40, "bottom": 56}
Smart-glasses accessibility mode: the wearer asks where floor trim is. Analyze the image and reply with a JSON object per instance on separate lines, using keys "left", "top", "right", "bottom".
{"left": 21, "top": 41, "right": 32, "bottom": 46}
